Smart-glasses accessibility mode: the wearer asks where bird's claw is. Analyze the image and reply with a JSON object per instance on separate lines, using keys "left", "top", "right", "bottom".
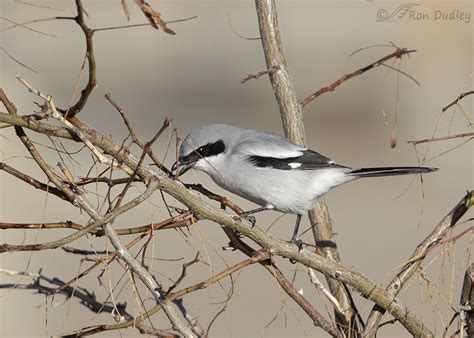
{"left": 289, "top": 238, "right": 303, "bottom": 264}
{"left": 291, "top": 238, "right": 303, "bottom": 251}
{"left": 234, "top": 230, "right": 245, "bottom": 238}
{"left": 246, "top": 215, "right": 256, "bottom": 228}
{"left": 238, "top": 214, "right": 256, "bottom": 227}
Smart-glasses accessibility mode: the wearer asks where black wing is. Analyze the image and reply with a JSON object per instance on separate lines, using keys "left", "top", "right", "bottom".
{"left": 246, "top": 150, "right": 347, "bottom": 170}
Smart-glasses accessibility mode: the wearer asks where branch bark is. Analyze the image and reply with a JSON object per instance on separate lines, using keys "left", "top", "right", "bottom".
{"left": 254, "top": 0, "right": 355, "bottom": 332}
{"left": 460, "top": 263, "right": 474, "bottom": 337}
{"left": 2, "top": 87, "right": 194, "bottom": 337}
{"left": 363, "top": 191, "right": 473, "bottom": 337}
{"left": 0, "top": 98, "right": 434, "bottom": 337}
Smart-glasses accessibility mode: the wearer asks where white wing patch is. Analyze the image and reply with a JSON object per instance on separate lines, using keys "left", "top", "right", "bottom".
{"left": 288, "top": 162, "right": 302, "bottom": 169}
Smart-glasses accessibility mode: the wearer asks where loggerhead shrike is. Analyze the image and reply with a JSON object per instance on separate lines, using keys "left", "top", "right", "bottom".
{"left": 171, "top": 124, "right": 437, "bottom": 247}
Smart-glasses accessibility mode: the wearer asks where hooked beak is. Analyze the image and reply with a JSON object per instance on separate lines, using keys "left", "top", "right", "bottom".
{"left": 171, "top": 156, "right": 197, "bottom": 177}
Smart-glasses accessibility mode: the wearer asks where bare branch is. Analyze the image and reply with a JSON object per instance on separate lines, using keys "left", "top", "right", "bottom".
{"left": 364, "top": 191, "right": 473, "bottom": 337}
{"left": 300, "top": 46, "right": 416, "bottom": 108}
{"left": 105, "top": 93, "right": 172, "bottom": 175}
{"left": 442, "top": 90, "right": 474, "bottom": 112}
{"left": 0, "top": 46, "right": 38, "bottom": 73}
{"left": 0, "top": 86, "right": 434, "bottom": 337}
{"left": 17, "top": 77, "right": 134, "bottom": 175}
{"left": 67, "top": 0, "right": 96, "bottom": 116}
{"left": 63, "top": 250, "right": 270, "bottom": 336}
{"left": 135, "top": 0, "right": 176, "bottom": 35}
{"left": 254, "top": 0, "right": 355, "bottom": 332}
{"left": 241, "top": 65, "right": 280, "bottom": 83}
{"left": 408, "top": 132, "right": 474, "bottom": 145}
{"left": 459, "top": 263, "right": 474, "bottom": 336}
{"left": 0, "top": 162, "right": 68, "bottom": 201}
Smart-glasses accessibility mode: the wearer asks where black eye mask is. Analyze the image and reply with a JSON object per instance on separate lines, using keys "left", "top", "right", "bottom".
{"left": 172, "top": 140, "right": 225, "bottom": 175}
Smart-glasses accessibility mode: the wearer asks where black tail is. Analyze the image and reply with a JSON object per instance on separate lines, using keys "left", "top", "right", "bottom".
{"left": 349, "top": 166, "right": 437, "bottom": 178}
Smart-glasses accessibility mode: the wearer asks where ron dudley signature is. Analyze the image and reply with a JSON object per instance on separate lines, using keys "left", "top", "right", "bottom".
{"left": 377, "top": 3, "right": 471, "bottom": 24}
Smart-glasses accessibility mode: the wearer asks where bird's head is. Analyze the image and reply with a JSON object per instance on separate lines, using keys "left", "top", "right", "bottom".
{"left": 171, "top": 124, "right": 239, "bottom": 176}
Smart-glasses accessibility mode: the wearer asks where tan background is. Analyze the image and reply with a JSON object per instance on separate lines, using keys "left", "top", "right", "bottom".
{"left": 1, "top": 0, "right": 472, "bottom": 337}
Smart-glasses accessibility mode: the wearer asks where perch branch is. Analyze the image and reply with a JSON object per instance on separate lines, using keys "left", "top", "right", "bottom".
{"left": 254, "top": 0, "right": 355, "bottom": 332}
{"left": 0, "top": 96, "right": 434, "bottom": 337}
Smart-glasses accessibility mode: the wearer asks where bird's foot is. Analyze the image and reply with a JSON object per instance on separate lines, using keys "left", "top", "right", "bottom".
{"left": 234, "top": 230, "right": 245, "bottom": 238}
{"left": 291, "top": 238, "right": 303, "bottom": 251}
{"left": 239, "top": 213, "right": 256, "bottom": 228}
{"left": 289, "top": 238, "right": 303, "bottom": 264}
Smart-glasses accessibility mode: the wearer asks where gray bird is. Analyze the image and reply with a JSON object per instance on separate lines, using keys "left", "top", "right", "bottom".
{"left": 171, "top": 124, "right": 436, "bottom": 247}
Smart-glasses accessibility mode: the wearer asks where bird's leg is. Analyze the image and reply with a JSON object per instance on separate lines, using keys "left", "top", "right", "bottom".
{"left": 238, "top": 206, "right": 267, "bottom": 228}
{"left": 289, "top": 215, "right": 303, "bottom": 264}
{"left": 290, "top": 215, "right": 303, "bottom": 250}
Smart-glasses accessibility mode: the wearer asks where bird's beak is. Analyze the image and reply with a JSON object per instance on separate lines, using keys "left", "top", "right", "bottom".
{"left": 171, "top": 156, "right": 197, "bottom": 177}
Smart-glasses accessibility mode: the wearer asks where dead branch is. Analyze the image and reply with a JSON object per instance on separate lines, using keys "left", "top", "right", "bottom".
{"left": 408, "top": 132, "right": 474, "bottom": 145}
{"left": 442, "top": 90, "right": 474, "bottom": 112}
{"left": 167, "top": 252, "right": 203, "bottom": 294}
{"left": 0, "top": 91, "right": 434, "bottom": 337}
{"left": 0, "top": 161, "right": 69, "bottom": 201}
{"left": 0, "top": 268, "right": 178, "bottom": 337}
{"left": 135, "top": 0, "right": 176, "bottom": 34}
{"left": 0, "top": 214, "right": 196, "bottom": 236}
{"left": 105, "top": 93, "right": 172, "bottom": 175}
{"left": 300, "top": 46, "right": 416, "bottom": 108}
{"left": 62, "top": 250, "right": 270, "bottom": 336}
{"left": 67, "top": 0, "right": 96, "bottom": 117}
{"left": 241, "top": 65, "right": 280, "bottom": 83}
{"left": 459, "top": 263, "right": 474, "bottom": 337}
{"left": 363, "top": 191, "right": 473, "bottom": 337}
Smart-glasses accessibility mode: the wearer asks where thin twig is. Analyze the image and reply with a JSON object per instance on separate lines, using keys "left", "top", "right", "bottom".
{"left": 408, "top": 132, "right": 474, "bottom": 145}
{"left": 60, "top": 251, "right": 270, "bottom": 336}
{"left": 1, "top": 89, "right": 435, "bottom": 337}
{"left": 135, "top": 0, "right": 176, "bottom": 34}
{"left": 364, "top": 191, "right": 473, "bottom": 336}
{"left": 105, "top": 93, "right": 171, "bottom": 174}
{"left": 241, "top": 65, "right": 280, "bottom": 83}
{"left": 67, "top": 0, "right": 96, "bottom": 116}
{"left": 300, "top": 46, "right": 416, "bottom": 108}
{"left": 308, "top": 267, "right": 345, "bottom": 314}
{"left": 0, "top": 46, "right": 39, "bottom": 73}
{"left": 442, "top": 90, "right": 474, "bottom": 112}
{"left": 17, "top": 77, "right": 134, "bottom": 175}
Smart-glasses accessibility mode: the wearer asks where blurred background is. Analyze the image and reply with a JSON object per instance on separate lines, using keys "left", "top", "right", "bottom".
{"left": 1, "top": 0, "right": 472, "bottom": 336}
